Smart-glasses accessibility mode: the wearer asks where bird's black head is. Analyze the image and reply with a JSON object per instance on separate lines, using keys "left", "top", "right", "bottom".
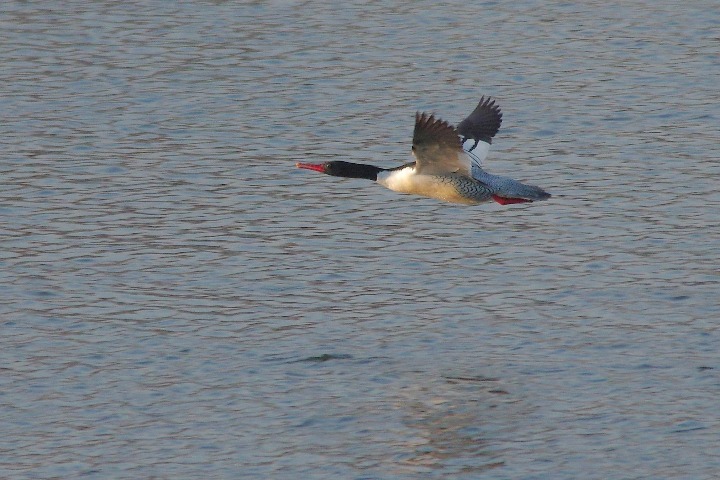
{"left": 296, "top": 161, "right": 382, "bottom": 180}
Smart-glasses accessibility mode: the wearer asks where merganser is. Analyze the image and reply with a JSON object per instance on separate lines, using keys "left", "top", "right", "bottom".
{"left": 296, "top": 96, "right": 550, "bottom": 206}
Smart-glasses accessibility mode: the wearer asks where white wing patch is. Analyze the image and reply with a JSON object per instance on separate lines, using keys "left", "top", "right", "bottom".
{"left": 462, "top": 139, "right": 491, "bottom": 182}
{"left": 462, "top": 139, "right": 491, "bottom": 165}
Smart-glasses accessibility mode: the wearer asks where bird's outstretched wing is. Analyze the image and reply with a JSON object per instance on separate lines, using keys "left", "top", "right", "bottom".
{"left": 412, "top": 112, "right": 468, "bottom": 176}
{"left": 456, "top": 96, "right": 503, "bottom": 154}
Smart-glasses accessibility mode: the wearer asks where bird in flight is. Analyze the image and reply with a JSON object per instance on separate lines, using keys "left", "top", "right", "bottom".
{"left": 297, "top": 96, "right": 550, "bottom": 206}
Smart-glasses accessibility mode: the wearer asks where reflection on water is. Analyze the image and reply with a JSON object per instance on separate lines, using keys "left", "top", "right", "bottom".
{"left": 2, "top": 0, "right": 719, "bottom": 478}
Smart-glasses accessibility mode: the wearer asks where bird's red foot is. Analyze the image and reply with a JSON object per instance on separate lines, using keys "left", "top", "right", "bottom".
{"left": 492, "top": 195, "right": 532, "bottom": 205}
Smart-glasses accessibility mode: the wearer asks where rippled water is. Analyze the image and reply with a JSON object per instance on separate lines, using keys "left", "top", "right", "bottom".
{"left": 2, "top": 1, "right": 719, "bottom": 478}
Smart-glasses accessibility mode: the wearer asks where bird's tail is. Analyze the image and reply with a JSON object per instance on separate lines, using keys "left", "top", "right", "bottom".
{"left": 498, "top": 181, "right": 551, "bottom": 201}
{"left": 472, "top": 168, "right": 551, "bottom": 204}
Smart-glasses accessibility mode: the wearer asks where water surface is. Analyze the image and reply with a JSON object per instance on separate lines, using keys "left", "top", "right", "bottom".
{"left": 1, "top": 1, "right": 719, "bottom": 478}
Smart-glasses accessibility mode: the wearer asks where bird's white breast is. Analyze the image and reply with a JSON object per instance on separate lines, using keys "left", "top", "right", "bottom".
{"left": 376, "top": 166, "right": 417, "bottom": 192}
{"left": 377, "top": 167, "right": 479, "bottom": 204}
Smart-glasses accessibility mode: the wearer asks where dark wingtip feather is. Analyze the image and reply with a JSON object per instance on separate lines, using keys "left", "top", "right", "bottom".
{"left": 412, "top": 112, "right": 462, "bottom": 150}
{"left": 457, "top": 96, "right": 503, "bottom": 145}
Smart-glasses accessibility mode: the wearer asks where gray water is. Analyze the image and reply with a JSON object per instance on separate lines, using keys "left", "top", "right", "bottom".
{"left": 2, "top": 1, "right": 719, "bottom": 478}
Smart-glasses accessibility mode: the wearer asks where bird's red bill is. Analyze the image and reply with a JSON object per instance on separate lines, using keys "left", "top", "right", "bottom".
{"left": 296, "top": 162, "right": 325, "bottom": 173}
